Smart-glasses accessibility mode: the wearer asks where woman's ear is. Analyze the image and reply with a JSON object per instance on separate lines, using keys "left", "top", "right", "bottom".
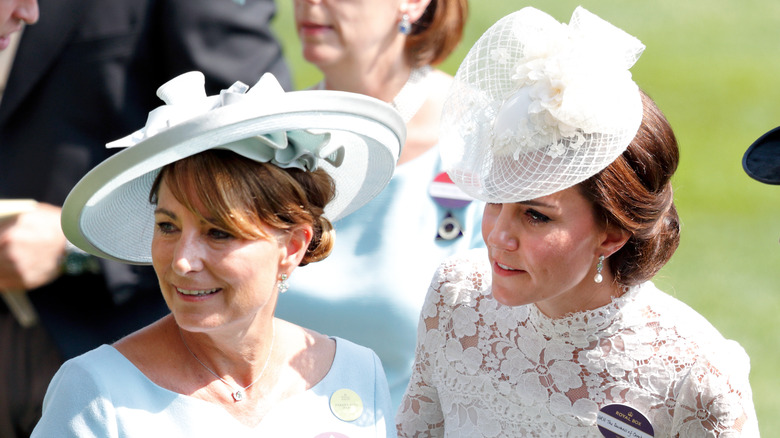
{"left": 279, "top": 224, "right": 313, "bottom": 271}
{"left": 598, "top": 223, "right": 630, "bottom": 258}
{"left": 400, "top": 0, "right": 432, "bottom": 24}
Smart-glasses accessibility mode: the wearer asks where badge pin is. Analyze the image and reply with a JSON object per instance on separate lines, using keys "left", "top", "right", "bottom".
{"left": 329, "top": 388, "right": 363, "bottom": 422}
{"left": 597, "top": 404, "right": 654, "bottom": 438}
{"left": 437, "top": 212, "right": 463, "bottom": 241}
{"left": 430, "top": 172, "right": 471, "bottom": 241}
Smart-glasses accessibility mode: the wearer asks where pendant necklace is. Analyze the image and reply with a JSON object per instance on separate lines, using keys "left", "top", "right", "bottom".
{"left": 314, "top": 65, "right": 433, "bottom": 123}
{"left": 179, "top": 321, "right": 275, "bottom": 402}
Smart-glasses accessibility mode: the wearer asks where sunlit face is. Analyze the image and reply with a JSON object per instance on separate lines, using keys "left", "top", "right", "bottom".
{"left": 151, "top": 180, "right": 286, "bottom": 332}
{"left": 0, "top": 0, "right": 37, "bottom": 50}
{"left": 294, "top": 0, "right": 403, "bottom": 68}
{"left": 482, "top": 186, "right": 609, "bottom": 318}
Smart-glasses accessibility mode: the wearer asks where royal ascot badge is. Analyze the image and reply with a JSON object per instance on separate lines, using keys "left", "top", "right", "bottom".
{"left": 597, "top": 404, "right": 654, "bottom": 438}
{"left": 329, "top": 388, "right": 363, "bottom": 422}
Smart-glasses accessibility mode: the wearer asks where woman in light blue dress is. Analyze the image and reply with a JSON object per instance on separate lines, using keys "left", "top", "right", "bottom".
{"left": 32, "top": 71, "right": 404, "bottom": 437}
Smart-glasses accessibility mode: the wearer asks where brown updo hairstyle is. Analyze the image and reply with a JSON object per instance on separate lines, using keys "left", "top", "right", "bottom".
{"left": 406, "top": 0, "right": 468, "bottom": 68}
{"left": 579, "top": 90, "right": 680, "bottom": 286}
{"left": 149, "top": 150, "right": 336, "bottom": 266}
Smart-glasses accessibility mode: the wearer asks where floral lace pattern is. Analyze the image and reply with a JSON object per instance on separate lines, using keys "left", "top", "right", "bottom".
{"left": 396, "top": 250, "right": 759, "bottom": 437}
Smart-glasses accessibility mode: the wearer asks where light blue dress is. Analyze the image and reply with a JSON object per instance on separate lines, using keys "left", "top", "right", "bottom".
{"left": 32, "top": 338, "right": 395, "bottom": 437}
{"left": 275, "top": 146, "right": 485, "bottom": 408}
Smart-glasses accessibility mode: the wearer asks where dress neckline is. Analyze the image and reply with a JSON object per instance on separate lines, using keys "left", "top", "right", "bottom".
{"left": 104, "top": 337, "right": 346, "bottom": 426}
{"left": 526, "top": 285, "right": 640, "bottom": 345}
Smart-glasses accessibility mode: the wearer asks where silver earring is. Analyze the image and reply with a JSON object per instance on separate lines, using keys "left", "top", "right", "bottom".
{"left": 399, "top": 14, "right": 412, "bottom": 35}
{"left": 277, "top": 274, "right": 289, "bottom": 294}
{"left": 594, "top": 255, "right": 605, "bottom": 284}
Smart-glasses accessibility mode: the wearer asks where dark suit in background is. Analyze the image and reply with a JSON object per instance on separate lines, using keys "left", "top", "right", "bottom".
{"left": 0, "top": 0, "right": 290, "bottom": 436}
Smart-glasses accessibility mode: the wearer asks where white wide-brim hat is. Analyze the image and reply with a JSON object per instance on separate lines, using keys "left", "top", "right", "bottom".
{"left": 62, "top": 71, "right": 405, "bottom": 265}
{"left": 440, "top": 6, "right": 645, "bottom": 203}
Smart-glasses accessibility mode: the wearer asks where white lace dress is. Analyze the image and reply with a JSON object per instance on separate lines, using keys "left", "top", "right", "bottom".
{"left": 396, "top": 249, "right": 759, "bottom": 437}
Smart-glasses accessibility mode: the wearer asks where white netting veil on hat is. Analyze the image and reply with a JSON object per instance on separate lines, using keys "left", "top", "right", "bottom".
{"left": 441, "top": 6, "right": 645, "bottom": 203}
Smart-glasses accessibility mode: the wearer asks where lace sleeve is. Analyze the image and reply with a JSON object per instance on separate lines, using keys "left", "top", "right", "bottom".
{"left": 396, "top": 267, "right": 447, "bottom": 437}
{"left": 396, "top": 251, "right": 488, "bottom": 437}
{"left": 670, "top": 340, "right": 760, "bottom": 436}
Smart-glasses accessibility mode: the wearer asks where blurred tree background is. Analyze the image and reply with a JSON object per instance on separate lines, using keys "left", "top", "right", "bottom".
{"left": 273, "top": 0, "right": 780, "bottom": 432}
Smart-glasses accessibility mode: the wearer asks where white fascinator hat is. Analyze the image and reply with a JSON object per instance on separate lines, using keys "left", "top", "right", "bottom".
{"left": 440, "top": 6, "right": 645, "bottom": 203}
{"left": 62, "top": 71, "right": 405, "bottom": 264}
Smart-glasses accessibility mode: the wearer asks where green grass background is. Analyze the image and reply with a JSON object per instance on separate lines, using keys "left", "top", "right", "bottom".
{"left": 273, "top": 0, "right": 780, "bottom": 432}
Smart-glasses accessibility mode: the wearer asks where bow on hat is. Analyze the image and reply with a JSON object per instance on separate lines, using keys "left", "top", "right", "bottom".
{"left": 107, "top": 71, "right": 344, "bottom": 172}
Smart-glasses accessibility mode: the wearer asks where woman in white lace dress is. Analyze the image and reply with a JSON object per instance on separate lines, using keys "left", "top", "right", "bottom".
{"left": 396, "top": 6, "right": 759, "bottom": 437}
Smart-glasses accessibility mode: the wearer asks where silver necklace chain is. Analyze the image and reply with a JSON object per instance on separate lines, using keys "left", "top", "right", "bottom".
{"left": 179, "top": 321, "right": 275, "bottom": 402}
{"left": 313, "top": 65, "right": 433, "bottom": 123}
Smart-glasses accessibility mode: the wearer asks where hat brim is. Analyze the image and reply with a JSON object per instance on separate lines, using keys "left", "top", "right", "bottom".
{"left": 743, "top": 126, "right": 780, "bottom": 185}
{"left": 62, "top": 90, "right": 405, "bottom": 265}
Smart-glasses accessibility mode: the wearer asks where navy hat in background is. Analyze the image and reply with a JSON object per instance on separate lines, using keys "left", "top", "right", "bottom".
{"left": 743, "top": 126, "right": 780, "bottom": 185}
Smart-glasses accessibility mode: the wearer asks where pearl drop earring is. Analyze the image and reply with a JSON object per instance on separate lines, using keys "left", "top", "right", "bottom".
{"left": 594, "top": 255, "right": 605, "bottom": 283}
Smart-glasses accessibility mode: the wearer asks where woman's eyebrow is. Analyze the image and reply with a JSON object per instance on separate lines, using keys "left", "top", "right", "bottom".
{"left": 519, "top": 199, "right": 555, "bottom": 209}
{"left": 154, "top": 208, "right": 177, "bottom": 219}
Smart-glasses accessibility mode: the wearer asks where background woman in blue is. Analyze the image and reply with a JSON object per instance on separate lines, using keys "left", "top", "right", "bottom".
{"left": 276, "top": 0, "right": 485, "bottom": 408}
